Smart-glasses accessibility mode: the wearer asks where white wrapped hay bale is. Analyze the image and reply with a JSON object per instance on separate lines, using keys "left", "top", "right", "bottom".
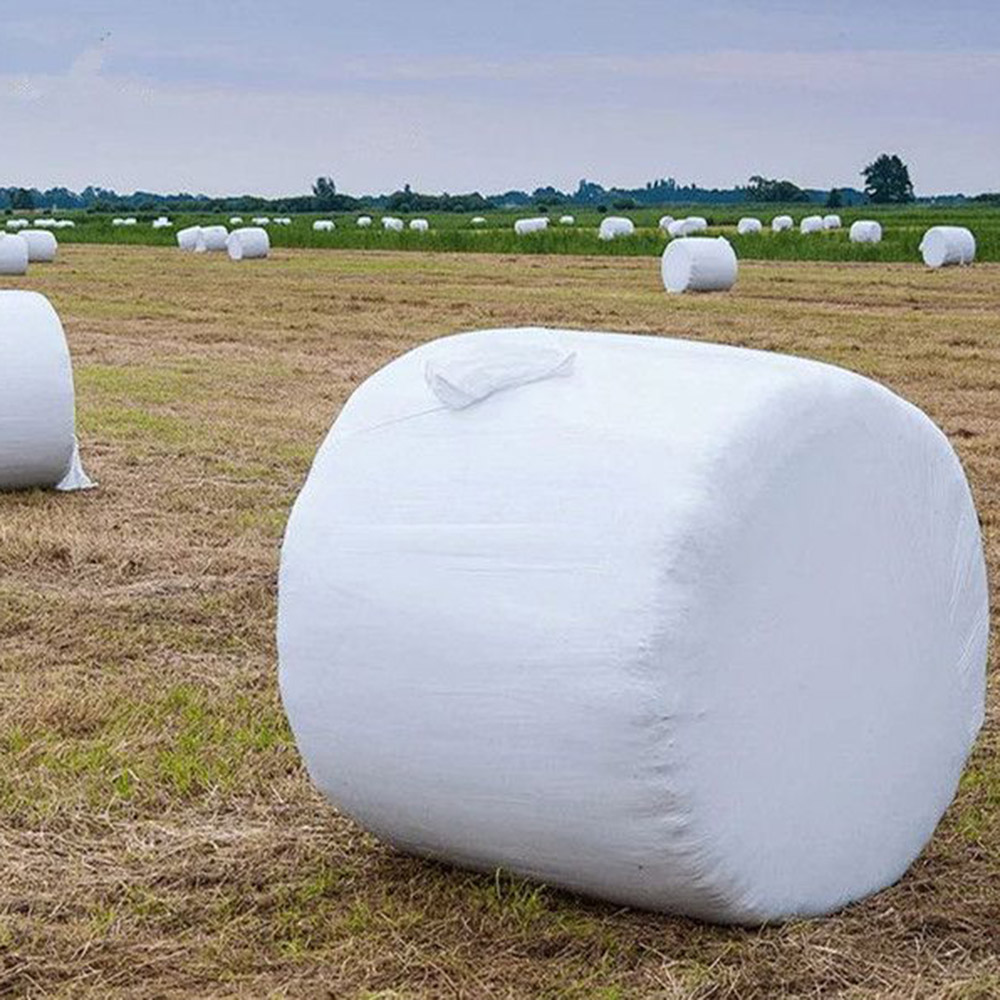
{"left": 409, "top": 218, "right": 429, "bottom": 232}
{"left": 684, "top": 216, "right": 708, "bottom": 233}
{"left": 920, "top": 227, "right": 976, "bottom": 268}
{"left": 667, "top": 219, "right": 687, "bottom": 238}
{"left": 471, "top": 216, "right": 487, "bottom": 226}
{"left": 823, "top": 214, "right": 841, "bottom": 230}
{"left": 278, "top": 326, "right": 987, "bottom": 924}
{"left": 0, "top": 291, "right": 93, "bottom": 491}
{"left": 849, "top": 220, "right": 882, "bottom": 244}
{"left": 0, "top": 234, "right": 29, "bottom": 275}
{"left": 111, "top": 218, "right": 125, "bottom": 227}
{"left": 123, "top": 218, "right": 137, "bottom": 226}
{"left": 6, "top": 219, "right": 29, "bottom": 230}
{"left": 514, "top": 217, "right": 548, "bottom": 235}
{"left": 800, "top": 215, "right": 824, "bottom": 234}
{"left": 196, "top": 225, "right": 229, "bottom": 253}
{"left": 312, "top": 220, "right": 335, "bottom": 232}
{"left": 662, "top": 236, "right": 738, "bottom": 293}
{"left": 274, "top": 217, "right": 292, "bottom": 225}
{"left": 20, "top": 230, "right": 57, "bottom": 263}
{"left": 382, "top": 217, "right": 405, "bottom": 232}
{"left": 227, "top": 227, "right": 270, "bottom": 261}
{"left": 771, "top": 215, "right": 793, "bottom": 232}
{"left": 598, "top": 216, "right": 635, "bottom": 241}
{"left": 737, "top": 217, "right": 762, "bottom": 235}
{"left": 35, "top": 218, "right": 57, "bottom": 229}
{"left": 357, "top": 216, "right": 373, "bottom": 228}
{"left": 54, "top": 220, "right": 75, "bottom": 229}
{"left": 229, "top": 216, "right": 244, "bottom": 225}
{"left": 176, "top": 226, "right": 202, "bottom": 251}
{"left": 252, "top": 216, "right": 271, "bottom": 226}
{"left": 658, "top": 215, "right": 674, "bottom": 231}
{"left": 560, "top": 215, "right": 575, "bottom": 225}
{"left": 151, "top": 217, "right": 172, "bottom": 229}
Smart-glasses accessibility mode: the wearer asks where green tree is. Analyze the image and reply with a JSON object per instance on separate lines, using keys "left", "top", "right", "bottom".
{"left": 826, "top": 188, "right": 843, "bottom": 208}
{"left": 861, "top": 154, "right": 913, "bottom": 203}
{"left": 10, "top": 187, "right": 34, "bottom": 210}
{"left": 312, "top": 176, "right": 337, "bottom": 210}
{"left": 746, "top": 175, "right": 809, "bottom": 202}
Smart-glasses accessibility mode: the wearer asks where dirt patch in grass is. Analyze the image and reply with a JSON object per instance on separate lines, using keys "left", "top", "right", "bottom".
{"left": 1, "top": 246, "right": 998, "bottom": 998}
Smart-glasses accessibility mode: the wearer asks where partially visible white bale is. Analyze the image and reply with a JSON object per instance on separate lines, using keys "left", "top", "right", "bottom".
{"left": 470, "top": 216, "right": 486, "bottom": 226}
{"left": 658, "top": 215, "right": 675, "bottom": 231}
{"left": 410, "top": 219, "right": 429, "bottom": 232}
{"left": 560, "top": 215, "right": 575, "bottom": 225}
{"left": 54, "top": 220, "right": 75, "bottom": 229}
{"left": 229, "top": 216, "right": 244, "bottom": 225}
{"left": 357, "top": 216, "right": 373, "bottom": 228}
{"left": 685, "top": 216, "right": 708, "bottom": 233}
{"left": 177, "top": 226, "right": 202, "bottom": 251}
{"left": 514, "top": 217, "right": 549, "bottom": 235}
{"left": 662, "top": 236, "right": 738, "bottom": 293}
{"left": 382, "top": 217, "right": 405, "bottom": 232}
{"left": 800, "top": 215, "right": 824, "bottom": 234}
{"left": 151, "top": 217, "right": 172, "bottom": 229}
{"left": 111, "top": 218, "right": 125, "bottom": 227}
{"left": 252, "top": 216, "right": 271, "bottom": 226}
{"left": 919, "top": 227, "right": 976, "bottom": 268}
{"left": 737, "top": 217, "right": 762, "bottom": 235}
{"left": 122, "top": 218, "right": 137, "bottom": 226}
{"left": 227, "top": 227, "right": 270, "bottom": 261}
{"left": 35, "top": 219, "right": 57, "bottom": 229}
{"left": 274, "top": 217, "right": 292, "bottom": 225}
{"left": 772, "top": 215, "right": 793, "bottom": 232}
{"left": 0, "top": 291, "right": 94, "bottom": 491}
{"left": 667, "top": 219, "right": 687, "bottom": 238}
{"left": 278, "top": 325, "right": 987, "bottom": 924}
{"left": 196, "top": 225, "right": 229, "bottom": 253}
{"left": 313, "top": 220, "right": 336, "bottom": 232}
{"left": 598, "top": 216, "right": 635, "bottom": 241}
{"left": 823, "top": 214, "right": 842, "bottom": 230}
{"left": 20, "top": 230, "right": 57, "bottom": 263}
{"left": 849, "top": 220, "right": 882, "bottom": 244}
{"left": 0, "top": 234, "right": 29, "bottom": 275}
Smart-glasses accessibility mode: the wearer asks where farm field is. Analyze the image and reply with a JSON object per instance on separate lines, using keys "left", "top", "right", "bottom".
{"left": 1, "top": 245, "right": 998, "bottom": 999}
{"left": 10, "top": 203, "right": 1000, "bottom": 262}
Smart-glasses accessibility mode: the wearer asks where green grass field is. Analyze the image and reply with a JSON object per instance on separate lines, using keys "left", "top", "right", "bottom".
{"left": 9, "top": 203, "right": 1000, "bottom": 262}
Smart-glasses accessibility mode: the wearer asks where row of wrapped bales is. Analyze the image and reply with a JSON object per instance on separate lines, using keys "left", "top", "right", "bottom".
{"left": 0, "top": 292, "right": 93, "bottom": 491}
{"left": 175, "top": 225, "right": 270, "bottom": 260}
{"left": 6, "top": 219, "right": 30, "bottom": 230}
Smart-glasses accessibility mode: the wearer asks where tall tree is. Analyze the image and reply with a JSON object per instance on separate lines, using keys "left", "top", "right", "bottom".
{"left": 746, "top": 175, "right": 809, "bottom": 202}
{"left": 861, "top": 154, "right": 914, "bottom": 203}
{"left": 312, "top": 176, "right": 337, "bottom": 209}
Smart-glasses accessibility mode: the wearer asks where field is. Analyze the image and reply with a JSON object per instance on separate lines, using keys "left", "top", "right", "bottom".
{"left": 1, "top": 245, "right": 998, "bottom": 999}
{"left": 11, "top": 203, "right": 1000, "bottom": 262}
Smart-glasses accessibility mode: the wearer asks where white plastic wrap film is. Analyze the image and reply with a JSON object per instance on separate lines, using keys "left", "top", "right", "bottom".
{"left": 177, "top": 226, "right": 202, "bottom": 251}
{"left": 849, "top": 220, "right": 882, "bottom": 244}
{"left": 514, "top": 217, "right": 549, "bottom": 235}
{"left": 823, "top": 214, "right": 842, "bottom": 230}
{"left": 560, "top": 215, "right": 575, "bottom": 225}
{"left": 661, "top": 238, "right": 738, "bottom": 293}
{"left": 0, "top": 234, "right": 29, "bottom": 275}
{"left": 737, "top": 218, "right": 762, "bottom": 235}
{"left": 313, "top": 220, "right": 335, "bottom": 232}
{"left": 772, "top": 215, "right": 793, "bottom": 232}
{"left": 277, "top": 327, "right": 987, "bottom": 924}
{"left": 382, "top": 217, "right": 405, "bottom": 232}
{"left": 357, "top": 216, "right": 373, "bottom": 227}
{"left": 227, "top": 227, "right": 270, "bottom": 261}
{"left": 800, "top": 215, "right": 824, "bottom": 234}
{"left": 920, "top": 227, "right": 976, "bottom": 268}
{"left": 20, "top": 230, "right": 57, "bottom": 262}
{"left": 0, "top": 291, "right": 94, "bottom": 491}
{"left": 598, "top": 217, "right": 635, "bottom": 241}
{"left": 658, "top": 215, "right": 675, "bottom": 231}
{"left": 196, "top": 225, "right": 229, "bottom": 253}
{"left": 667, "top": 219, "right": 687, "bottom": 238}
{"left": 409, "top": 219, "right": 429, "bottom": 232}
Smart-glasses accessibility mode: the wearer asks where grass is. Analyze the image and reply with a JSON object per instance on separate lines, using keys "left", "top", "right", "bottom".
{"left": 8, "top": 203, "right": 1000, "bottom": 262}
{"left": 0, "top": 245, "right": 998, "bottom": 998}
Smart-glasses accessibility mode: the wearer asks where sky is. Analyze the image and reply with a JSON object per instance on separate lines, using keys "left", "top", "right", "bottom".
{"left": 1, "top": 1, "right": 998, "bottom": 198}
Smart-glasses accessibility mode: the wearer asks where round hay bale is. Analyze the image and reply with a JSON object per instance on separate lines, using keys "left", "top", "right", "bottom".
{"left": 771, "top": 215, "right": 793, "bottom": 232}
{"left": 800, "top": 215, "right": 824, "bottom": 234}
{"left": 471, "top": 216, "right": 487, "bottom": 226}
{"left": 196, "top": 225, "right": 229, "bottom": 253}
{"left": 382, "top": 217, "right": 404, "bottom": 232}
{"left": 560, "top": 215, "right": 576, "bottom": 225}
{"left": 849, "top": 220, "right": 882, "bottom": 244}
{"left": 357, "top": 216, "right": 373, "bottom": 228}
{"left": 0, "top": 234, "right": 29, "bottom": 275}
{"left": 227, "top": 227, "right": 270, "bottom": 261}
{"left": 919, "top": 226, "right": 976, "bottom": 268}
{"left": 658, "top": 215, "right": 675, "bottom": 231}
{"left": 514, "top": 217, "right": 548, "bottom": 235}
{"left": 20, "top": 230, "right": 57, "bottom": 263}
{"left": 409, "top": 219, "right": 429, "bottom": 232}
{"left": 176, "top": 226, "right": 202, "bottom": 251}
{"left": 313, "top": 220, "right": 335, "bottom": 232}
{"left": 598, "top": 217, "right": 635, "bottom": 241}
{"left": 737, "top": 217, "right": 762, "bottom": 235}
{"left": 661, "top": 236, "right": 738, "bottom": 293}
{"left": 822, "top": 214, "right": 842, "bottom": 230}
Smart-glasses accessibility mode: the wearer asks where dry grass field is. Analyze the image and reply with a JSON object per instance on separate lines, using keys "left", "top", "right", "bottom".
{"left": 1, "top": 245, "right": 997, "bottom": 999}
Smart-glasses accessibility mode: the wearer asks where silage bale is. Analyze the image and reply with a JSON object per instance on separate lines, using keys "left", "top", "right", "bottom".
{"left": 514, "top": 217, "right": 549, "bottom": 235}
{"left": 151, "top": 217, "right": 172, "bottom": 229}
{"left": 0, "top": 291, "right": 94, "bottom": 491}
{"left": 196, "top": 225, "right": 229, "bottom": 253}
{"left": 771, "top": 215, "right": 793, "bottom": 232}
{"left": 823, "top": 214, "right": 841, "bottom": 230}
{"left": 382, "top": 217, "right": 405, "bottom": 232}
{"left": 111, "top": 218, "right": 125, "bottom": 227}
{"left": 410, "top": 219, "right": 429, "bottom": 232}
{"left": 919, "top": 226, "right": 976, "bottom": 268}
{"left": 252, "top": 216, "right": 271, "bottom": 226}
{"left": 800, "top": 215, "right": 824, "bottom": 234}
{"left": 560, "top": 215, "right": 575, "bottom": 225}
{"left": 357, "top": 216, "right": 373, "bottom": 228}
{"left": 598, "top": 217, "right": 635, "bottom": 241}
{"left": 471, "top": 216, "right": 486, "bottom": 226}
{"left": 662, "top": 236, "right": 738, "bottom": 293}
{"left": 54, "top": 220, "right": 75, "bottom": 229}
{"left": 35, "top": 219, "right": 57, "bottom": 229}
{"left": 123, "top": 218, "right": 137, "bottom": 226}
{"left": 849, "top": 220, "right": 882, "bottom": 244}
{"left": 20, "top": 230, "right": 57, "bottom": 263}
{"left": 227, "top": 227, "right": 270, "bottom": 261}
{"left": 737, "top": 217, "right": 762, "bottom": 235}
{"left": 658, "top": 215, "right": 675, "bottom": 231}
{"left": 667, "top": 219, "right": 687, "bottom": 238}
{"left": 684, "top": 216, "right": 708, "bottom": 233}
{"left": 0, "top": 234, "right": 29, "bottom": 275}
{"left": 274, "top": 217, "right": 292, "bottom": 225}
{"left": 278, "top": 325, "right": 987, "bottom": 924}
{"left": 313, "top": 220, "right": 335, "bottom": 232}
{"left": 230, "top": 216, "right": 244, "bottom": 225}
{"left": 6, "top": 219, "right": 29, "bottom": 230}
{"left": 176, "top": 226, "right": 202, "bottom": 251}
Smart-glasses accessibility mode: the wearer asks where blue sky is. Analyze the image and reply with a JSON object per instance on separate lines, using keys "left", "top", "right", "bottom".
{"left": 2, "top": 2, "right": 997, "bottom": 196}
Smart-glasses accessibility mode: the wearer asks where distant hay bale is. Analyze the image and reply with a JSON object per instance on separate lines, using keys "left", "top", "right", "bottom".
{"left": 560, "top": 215, "right": 575, "bottom": 225}
{"left": 111, "top": 218, "right": 125, "bottom": 227}
{"left": 737, "top": 217, "right": 762, "bottom": 235}
{"left": 684, "top": 217, "right": 708, "bottom": 234}
{"left": 229, "top": 216, "right": 244, "bottom": 225}
{"left": 357, "top": 216, "right": 373, "bottom": 228}
{"left": 0, "top": 291, "right": 93, "bottom": 491}
{"left": 313, "top": 220, "right": 336, "bottom": 231}
{"left": 920, "top": 226, "right": 976, "bottom": 268}
{"left": 227, "top": 227, "right": 270, "bottom": 261}
{"left": 35, "top": 219, "right": 57, "bottom": 229}
{"left": 151, "top": 217, "right": 172, "bottom": 229}
{"left": 661, "top": 236, "right": 738, "bottom": 293}
{"left": 122, "top": 218, "right": 137, "bottom": 226}
{"left": 771, "top": 215, "right": 793, "bottom": 232}
{"left": 823, "top": 214, "right": 842, "bottom": 230}
{"left": 252, "top": 217, "right": 271, "bottom": 226}
{"left": 849, "top": 220, "right": 882, "bottom": 244}
{"left": 658, "top": 215, "right": 674, "bottom": 231}
{"left": 6, "top": 219, "right": 29, "bottom": 230}
{"left": 800, "top": 215, "right": 824, "bottom": 234}
{"left": 514, "top": 217, "right": 549, "bottom": 235}
{"left": 382, "top": 217, "right": 405, "bottom": 232}
{"left": 20, "top": 230, "right": 57, "bottom": 263}
{"left": 176, "top": 226, "right": 202, "bottom": 251}
{"left": 409, "top": 219, "right": 429, "bottom": 232}
{"left": 54, "top": 220, "right": 75, "bottom": 229}
{"left": 471, "top": 216, "right": 487, "bottom": 226}
{"left": 196, "top": 225, "right": 229, "bottom": 253}
{"left": 598, "top": 216, "right": 635, "bottom": 241}
{"left": 667, "top": 219, "right": 687, "bottom": 238}
{"left": 0, "top": 234, "right": 29, "bottom": 275}
{"left": 274, "top": 217, "right": 292, "bottom": 225}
